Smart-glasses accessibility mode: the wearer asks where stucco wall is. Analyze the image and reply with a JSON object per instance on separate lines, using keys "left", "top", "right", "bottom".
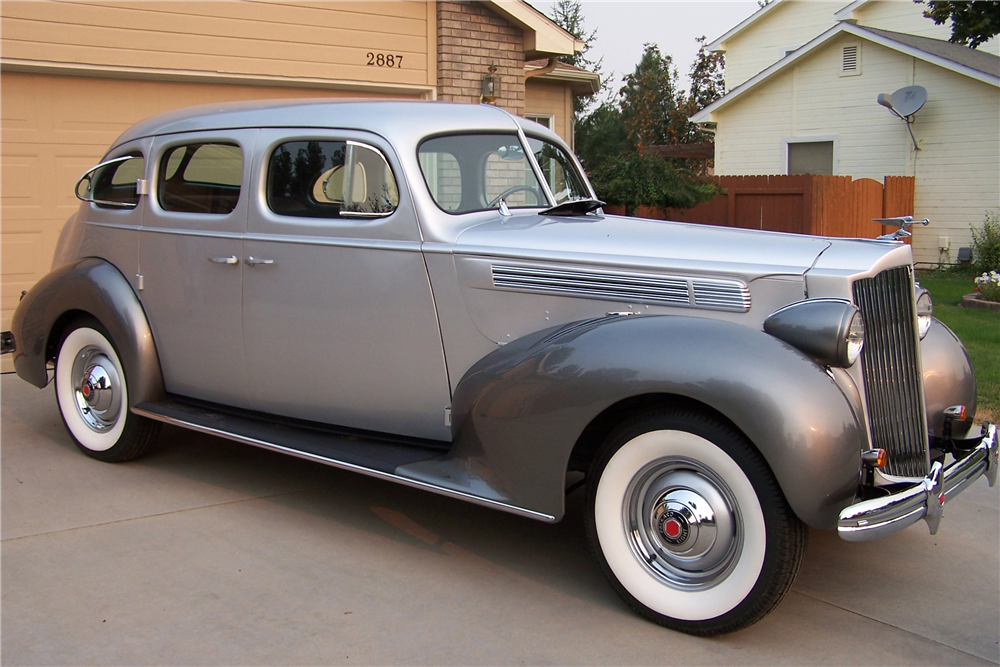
{"left": 524, "top": 79, "right": 572, "bottom": 142}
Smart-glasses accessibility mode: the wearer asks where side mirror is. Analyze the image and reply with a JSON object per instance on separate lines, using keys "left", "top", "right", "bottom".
{"left": 75, "top": 155, "right": 145, "bottom": 209}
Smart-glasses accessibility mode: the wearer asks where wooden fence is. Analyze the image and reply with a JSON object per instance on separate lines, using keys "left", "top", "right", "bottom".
{"left": 604, "top": 175, "right": 915, "bottom": 240}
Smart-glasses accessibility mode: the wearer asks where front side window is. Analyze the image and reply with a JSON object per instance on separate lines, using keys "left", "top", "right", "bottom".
{"left": 267, "top": 140, "right": 398, "bottom": 218}
{"left": 158, "top": 143, "right": 243, "bottom": 214}
{"left": 419, "top": 134, "right": 555, "bottom": 214}
{"left": 85, "top": 154, "right": 144, "bottom": 208}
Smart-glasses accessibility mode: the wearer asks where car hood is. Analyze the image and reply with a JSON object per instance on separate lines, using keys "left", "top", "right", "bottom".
{"left": 453, "top": 212, "right": 833, "bottom": 280}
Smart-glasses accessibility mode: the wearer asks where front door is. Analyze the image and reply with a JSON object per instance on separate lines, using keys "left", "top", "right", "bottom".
{"left": 139, "top": 130, "right": 257, "bottom": 408}
{"left": 242, "top": 129, "right": 451, "bottom": 441}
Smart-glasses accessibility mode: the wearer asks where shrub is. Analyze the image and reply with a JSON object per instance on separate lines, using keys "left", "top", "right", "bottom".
{"left": 971, "top": 210, "right": 1000, "bottom": 273}
{"left": 974, "top": 270, "right": 1000, "bottom": 302}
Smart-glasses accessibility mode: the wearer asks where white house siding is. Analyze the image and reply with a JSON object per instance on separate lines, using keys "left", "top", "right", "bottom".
{"left": 712, "top": 35, "right": 999, "bottom": 263}
{"left": 907, "top": 59, "right": 1000, "bottom": 264}
{"left": 854, "top": 1, "right": 999, "bottom": 55}
{"left": 720, "top": 1, "right": 999, "bottom": 94}
{"left": 713, "top": 75, "right": 794, "bottom": 174}
{"left": 722, "top": 1, "right": 842, "bottom": 91}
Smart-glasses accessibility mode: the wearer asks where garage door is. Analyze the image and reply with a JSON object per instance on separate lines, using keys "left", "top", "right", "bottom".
{"left": 0, "top": 72, "right": 417, "bottom": 370}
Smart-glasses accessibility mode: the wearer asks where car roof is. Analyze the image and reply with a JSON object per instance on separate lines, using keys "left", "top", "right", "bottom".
{"left": 111, "top": 99, "right": 561, "bottom": 151}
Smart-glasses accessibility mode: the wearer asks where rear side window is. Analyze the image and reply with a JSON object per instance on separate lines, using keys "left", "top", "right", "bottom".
{"left": 89, "top": 154, "right": 144, "bottom": 208}
{"left": 158, "top": 143, "right": 242, "bottom": 214}
{"left": 267, "top": 140, "right": 398, "bottom": 218}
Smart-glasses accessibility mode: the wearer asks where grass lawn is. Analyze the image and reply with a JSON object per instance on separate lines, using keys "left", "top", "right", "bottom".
{"left": 917, "top": 270, "right": 999, "bottom": 423}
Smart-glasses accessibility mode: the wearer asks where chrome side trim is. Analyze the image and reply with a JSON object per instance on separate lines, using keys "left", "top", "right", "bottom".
{"left": 131, "top": 405, "right": 557, "bottom": 523}
{"left": 838, "top": 423, "right": 997, "bottom": 542}
{"left": 491, "top": 264, "right": 751, "bottom": 312}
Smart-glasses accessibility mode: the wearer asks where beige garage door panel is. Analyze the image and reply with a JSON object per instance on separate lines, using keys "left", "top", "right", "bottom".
{"left": 0, "top": 72, "right": 419, "bottom": 342}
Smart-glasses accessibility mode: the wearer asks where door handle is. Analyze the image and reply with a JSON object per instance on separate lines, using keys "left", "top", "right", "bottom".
{"left": 208, "top": 256, "right": 239, "bottom": 264}
{"left": 245, "top": 256, "right": 274, "bottom": 266}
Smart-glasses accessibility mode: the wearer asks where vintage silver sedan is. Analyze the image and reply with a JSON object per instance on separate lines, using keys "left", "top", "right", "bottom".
{"left": 4, "top": 100, "right": 996, "bottom": 635}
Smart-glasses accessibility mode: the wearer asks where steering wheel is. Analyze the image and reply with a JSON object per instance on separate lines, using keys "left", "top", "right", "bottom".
{"left": 487, "top": 185, "right": 543, "bottom": 209}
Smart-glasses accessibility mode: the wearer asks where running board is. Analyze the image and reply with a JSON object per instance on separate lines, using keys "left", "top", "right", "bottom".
{"left": 132, "top": 398, "right": 555, "bottom": 522}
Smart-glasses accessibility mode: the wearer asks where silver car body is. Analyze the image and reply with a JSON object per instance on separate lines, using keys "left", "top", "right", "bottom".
{"left": 12, "top": 100, "right": 996, "bottom": 534}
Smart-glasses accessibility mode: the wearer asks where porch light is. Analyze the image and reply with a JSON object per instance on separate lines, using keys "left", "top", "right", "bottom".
{"left": 481, "top": 65, "right": 499, "bottom": 104}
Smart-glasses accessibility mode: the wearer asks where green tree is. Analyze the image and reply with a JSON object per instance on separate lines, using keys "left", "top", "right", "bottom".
{"left": 574, "top": 100, "right": 627, "bottom": 172}
{"left": 688, "top": 36, "right": 726, "bottom": 111}
{"left": 587, "top": 152, "right": 720, "bottom": 216}
{"left": 917, "top": 1, "right": 1000, "bottom": 49}
{"left": 619, "top": 44, "right": 694, "bottom": 147}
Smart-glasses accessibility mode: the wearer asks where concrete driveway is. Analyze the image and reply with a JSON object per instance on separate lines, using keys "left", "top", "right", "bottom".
{"left": 3, "top": 373, "right": 998, "bottom": 666}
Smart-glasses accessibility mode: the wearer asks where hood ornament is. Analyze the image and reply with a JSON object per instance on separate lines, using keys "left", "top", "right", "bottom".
{"left": 873, "top": 215, "right": 929, "bottom": 241}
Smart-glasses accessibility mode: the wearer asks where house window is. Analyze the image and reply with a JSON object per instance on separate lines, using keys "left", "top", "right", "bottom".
{"left": 525, "top": 114, "right": 554, "bottom": 130}
{"left": 841, "top": 44, "right": 860, "bottom": 76}
{"left": 787, "top": 141, "right": 834, "bottom": 175}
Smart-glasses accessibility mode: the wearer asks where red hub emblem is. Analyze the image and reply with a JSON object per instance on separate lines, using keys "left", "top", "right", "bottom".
{"left": 657, "top": 510, "right": 690, "bottom": 544}
{"left": 81, "top": 382, "right": 92, "bottom": 398}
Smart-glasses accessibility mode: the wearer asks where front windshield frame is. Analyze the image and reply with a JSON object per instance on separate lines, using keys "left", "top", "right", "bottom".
{"left": 417, "top": 131, "right": 590, "bottom": 216}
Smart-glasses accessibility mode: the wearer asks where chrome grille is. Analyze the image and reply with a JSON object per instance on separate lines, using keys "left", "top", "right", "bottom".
{"left": 491, "top": 265, "right": 751, "bottom": 312}
{"left": 852, "top": 266, "right": 928, "bottom": 477}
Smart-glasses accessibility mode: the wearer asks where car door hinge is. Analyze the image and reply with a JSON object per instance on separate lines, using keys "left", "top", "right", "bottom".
{"left": 444, "top": 407, "right": 452, "bottom": 427}
{"left": 136, "top": 274, "right": 144, "bottom": 291}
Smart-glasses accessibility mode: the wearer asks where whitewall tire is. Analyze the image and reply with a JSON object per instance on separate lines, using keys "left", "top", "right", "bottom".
{"left": 587, "top": 408, "right": 806, "bottom": 636}
{"left": 55, "top": 319, "right": 160, "bottom": 462}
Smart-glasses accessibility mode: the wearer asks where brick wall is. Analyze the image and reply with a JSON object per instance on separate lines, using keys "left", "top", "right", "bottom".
{"left": 437, "top": 1, "right": 524, "bottom": 115}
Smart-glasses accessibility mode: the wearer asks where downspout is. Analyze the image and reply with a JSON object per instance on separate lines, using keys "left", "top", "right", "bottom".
{"left": 525, "top": 57, "right": 559, "bottom": 79}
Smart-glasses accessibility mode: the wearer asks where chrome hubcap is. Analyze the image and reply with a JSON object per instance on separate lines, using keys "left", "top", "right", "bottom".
{"left": 71, "top": 346, "right": 122, "bottom": 432}
{"left": 625, "top": 459, "right": 742, "bottom": 590}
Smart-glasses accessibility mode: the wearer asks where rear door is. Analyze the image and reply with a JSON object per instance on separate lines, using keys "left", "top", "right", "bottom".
{"left": 139, "top": 130, "right": 256, "bottom": 408}
{"left": 242, "top": 129, "right": 451, "bottom": 441}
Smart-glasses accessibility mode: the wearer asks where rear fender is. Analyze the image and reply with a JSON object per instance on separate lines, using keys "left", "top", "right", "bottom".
{"left": 10, "top": 257, "right": 165, "bottom": 406}
{"left": 422, "top": 315, "right": 864, "bottom": 528}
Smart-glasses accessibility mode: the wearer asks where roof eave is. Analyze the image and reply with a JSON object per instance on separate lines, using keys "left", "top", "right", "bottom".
{"left": 485, "top": 0, "right": 579, "bottom": 58}
{"left": 692, "top": 22, "right": 1000, "bottom": 123}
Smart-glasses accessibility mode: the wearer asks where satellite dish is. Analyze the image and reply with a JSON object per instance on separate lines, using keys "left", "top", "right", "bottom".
{"left": 878, "top": 85, "right": 927, "bottom": 118}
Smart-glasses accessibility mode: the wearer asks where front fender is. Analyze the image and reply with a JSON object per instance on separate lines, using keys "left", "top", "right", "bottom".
{"left": 443, "top": 315, "right": 863, "bottom": 528}
{"left": 10, "top": 257, "right": 165, "bottom": 406}
{"left": 921, "top": 318, "right": 977, "bottom": 438}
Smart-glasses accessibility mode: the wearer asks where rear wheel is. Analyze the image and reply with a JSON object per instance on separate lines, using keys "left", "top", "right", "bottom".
{"left": 586, "top": 408, "right": 806, "bottom": 635}
{"left": 54, "top": 318, "right": 160, "bottom": 462}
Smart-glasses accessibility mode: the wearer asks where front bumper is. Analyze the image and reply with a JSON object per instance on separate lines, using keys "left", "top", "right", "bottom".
{"left": 838, "top": 423, "right": 997, "bottom": 542}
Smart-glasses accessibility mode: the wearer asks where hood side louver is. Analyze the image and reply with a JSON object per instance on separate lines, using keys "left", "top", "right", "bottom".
{"left": 491, "top": 264, "right": 751, "bottom": 312}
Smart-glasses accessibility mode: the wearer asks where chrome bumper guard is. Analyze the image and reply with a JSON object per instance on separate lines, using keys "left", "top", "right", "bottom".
{"left": 838, "top": 423, "right": 997, "bottom": 542}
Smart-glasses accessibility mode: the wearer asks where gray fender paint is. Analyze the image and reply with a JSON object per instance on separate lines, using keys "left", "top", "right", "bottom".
{"left": 404, "top": 315, "right": 864, "bottom": 529}
{"left": 10, "top": 257, "right": 165, "bottom": 407}
{"left": 921, "top": 318, "right": 977, "bottom": 438}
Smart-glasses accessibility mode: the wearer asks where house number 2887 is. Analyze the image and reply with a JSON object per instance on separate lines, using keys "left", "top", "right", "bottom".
{"left": 367, "top": 52, "right": 403, "bottom": 68}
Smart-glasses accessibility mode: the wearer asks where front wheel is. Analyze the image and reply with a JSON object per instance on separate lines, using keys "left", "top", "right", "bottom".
{"left": 586, "top": 409, "right": 806, "bottom": 636}
{"left": 54, "top": 318, "right": 160, "bottom": 462}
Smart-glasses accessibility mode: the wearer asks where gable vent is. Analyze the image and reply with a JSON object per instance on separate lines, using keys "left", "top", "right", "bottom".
{"left": 490, "top": 264, "right": 751, "bottom": 312}
{"left": 842, "top": 45, "right": 859, "bottom": 72}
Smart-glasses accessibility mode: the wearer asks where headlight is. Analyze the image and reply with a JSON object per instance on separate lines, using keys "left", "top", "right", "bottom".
{"left": 845, "top": 309, "right": 865, "bottom": 365}
{"left": 915, "top": 288, "right": 933, "bottom": 340}
{"left": 764, "top": 299, "right": 865, "bottom": 368}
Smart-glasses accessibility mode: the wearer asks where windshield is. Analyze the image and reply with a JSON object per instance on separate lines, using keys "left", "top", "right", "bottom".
{"left": 524, "top": 136, "right": 588, "bottom": 205}
{"left": 418, "top": 133, "right": 587, "bottom": 214}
